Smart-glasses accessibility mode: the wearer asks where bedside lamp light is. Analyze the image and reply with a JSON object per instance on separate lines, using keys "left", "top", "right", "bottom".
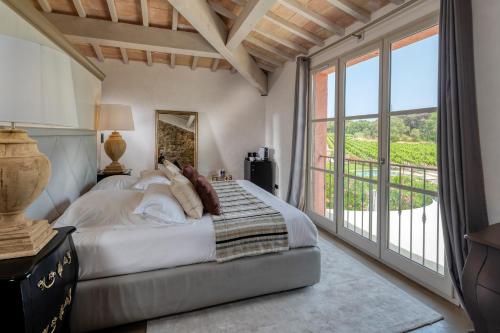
{"left": 98, "top": 104, "right": 135, "bottom": 173}
{"left": 0, "top": 35, "right": 78, "bottom": 259}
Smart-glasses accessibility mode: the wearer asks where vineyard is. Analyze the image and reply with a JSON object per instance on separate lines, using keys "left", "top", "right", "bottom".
{"left": 328, "top": 134, "right": 437, "bottom": 167}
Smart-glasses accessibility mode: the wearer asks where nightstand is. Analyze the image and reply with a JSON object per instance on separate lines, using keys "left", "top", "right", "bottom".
{"left": 97, "top": 169, "right": 132, "bottom": 183}
{"left": 0, "top": 227, "right": 78, "bottom": 333}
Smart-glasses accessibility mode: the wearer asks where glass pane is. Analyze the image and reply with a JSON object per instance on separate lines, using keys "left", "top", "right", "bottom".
{"left": 311, "top": 169, "right": 335, "bottom": 221}
{"left": 343, "top": 118, "right": 378, "bottom": 242}
{"left": 388, "top": 111, "right": 443, "bottom": 274}
{"left": 345, "top": 49, "right": 380, "bottom": 116}
{"left": 312, "top": 121, "right": 335, "bottom": 170}
{"left": 390, "top": 26, "right": 439, "bottom": 112}
{"left": 313, "top": 66, "right": 336, "bottom": 119}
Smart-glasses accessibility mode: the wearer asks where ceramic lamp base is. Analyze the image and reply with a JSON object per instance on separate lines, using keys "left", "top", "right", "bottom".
{"left": 0, "top": 220, "right": 57, "bottom": 260}
{"left": 103, "top": 131, "right": 127, "bottom": 173}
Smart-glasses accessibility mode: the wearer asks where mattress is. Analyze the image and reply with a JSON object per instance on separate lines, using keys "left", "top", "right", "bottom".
{"left": 54, "top": 180, "right": 318, "bottom": 280}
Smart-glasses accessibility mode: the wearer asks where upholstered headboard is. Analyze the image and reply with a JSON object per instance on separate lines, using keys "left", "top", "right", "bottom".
{"left": 25, "top": 128, "right": 97, "bottom": 222}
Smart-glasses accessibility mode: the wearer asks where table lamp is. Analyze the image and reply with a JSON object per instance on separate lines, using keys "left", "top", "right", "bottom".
{"left": 0, "top": 35, "right": 78, "bottom": 259}
{"left": 98, "top": 104, "right": 135, "bottom": 173}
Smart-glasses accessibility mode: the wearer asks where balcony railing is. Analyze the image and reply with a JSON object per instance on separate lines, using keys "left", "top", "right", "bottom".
{"left": 311, "top": 156, "right": 444, "bottom": 275}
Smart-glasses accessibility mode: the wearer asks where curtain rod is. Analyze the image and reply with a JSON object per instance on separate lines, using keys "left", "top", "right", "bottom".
{"left": 309, "top": 0, "right": 422, "bottom": 58}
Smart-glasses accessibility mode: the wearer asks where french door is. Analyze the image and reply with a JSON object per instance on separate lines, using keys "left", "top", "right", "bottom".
{"left": 308, "top": 18, "right": 454, "bottom": 299}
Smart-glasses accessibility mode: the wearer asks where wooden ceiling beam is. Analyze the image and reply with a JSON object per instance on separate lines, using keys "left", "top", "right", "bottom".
{"left": 256, "top": 61, "right": 276, "bottom": 73}
{"left": 254, "top": 27, "right": 307, "bottom": 54}
{"left": 37, "top": 0, "right": 51, "bottom": 13}
{"left": 389, "top": 0, "right": 405, "bottom": 4}
{"left": 72, "top": 0, "right": 86, "bottom": 17}
{"left": 245, "top": 35, "right": 293, "bottom": 61}
{"left": 191, "top": 56, "right": 199, "bottom": 70}
{"left": 226, "top": 0, "right": 277, "bottom": 50}
{"left": 106, "top": 0, "right": 118, "bottom": 22}
{"left": 230, "top": 0, "right": 247, "bottom": 6}
{"left": 246, "top": 48, "right": 282, "bottom": 67}
{"left": 169, "top": 0, "right": 268, "bottom": 94}
{"left": 324, "top": 0, "right": 370, "bottom": 23}
{"left": 208, "top": 0, "right": 237, "bottom": 20}
{"left": 120, "top": 47, "right": 128, "bottom": 64}
{"left": 45, "top": 13, "right": 223, "bottom": 59}
{"left": 140, "top": 0, "right": 149, "bottom": 26}
{"left": 91, "top": 43, "right": 104, "bottom": 62}
{"left": 263, "top": 12, "right": 323, "bottom": 46}
{"left": 278, "top": 0, "right": 344, "bottom": 35}
{"left": 211, "top": 58, "right": 220, "bottom": 71}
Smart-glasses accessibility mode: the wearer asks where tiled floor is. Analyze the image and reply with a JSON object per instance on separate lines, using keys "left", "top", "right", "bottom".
{"left": 99, "top": 228, "right": 473, "bottom": 333}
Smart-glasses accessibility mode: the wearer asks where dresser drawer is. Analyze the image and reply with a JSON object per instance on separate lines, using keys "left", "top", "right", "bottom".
{"left": 27, "top": 237, "right": 77, "bottom": 333}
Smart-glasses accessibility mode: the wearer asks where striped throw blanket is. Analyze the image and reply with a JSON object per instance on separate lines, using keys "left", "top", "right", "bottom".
{"left": 211, "top": 181, "right": 289, "bottom": 262}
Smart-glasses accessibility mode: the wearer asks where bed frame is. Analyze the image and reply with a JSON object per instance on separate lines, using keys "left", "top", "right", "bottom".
{"left": 27, "top": 128, "right": 321, "bottom": 333}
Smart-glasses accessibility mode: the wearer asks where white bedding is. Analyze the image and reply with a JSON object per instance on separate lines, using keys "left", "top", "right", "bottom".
{"left": 54, "top": 180, "right": 318, "bottom": 280}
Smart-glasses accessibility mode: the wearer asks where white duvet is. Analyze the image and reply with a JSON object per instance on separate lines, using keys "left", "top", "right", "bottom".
{"left": 55, "top": 180, "right": 318, "bottom": 280}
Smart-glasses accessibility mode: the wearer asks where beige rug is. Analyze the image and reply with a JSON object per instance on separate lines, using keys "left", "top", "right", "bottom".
{"left": 147, "top": 237, "right": 443, "bottom": 333}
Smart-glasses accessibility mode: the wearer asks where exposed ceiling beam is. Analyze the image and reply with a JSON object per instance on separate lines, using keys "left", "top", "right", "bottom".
{"left": 120, "top": 47, "right": 128, "bottom": 64}
{"left": 72, "top": 0, "right": 86, "bottom": 17}
{"left": 263, "top": 12, "right": 323, "bottom": 46}
{"left": 254, "top": 27, "right": 307, "bottom": 54}
{"left": 172, "top": 8, "right": 178, "bottom": 31}
{"left": 45, "top": 13, "right": 223, "bottom": 59}
{"left": 245, "top": 35, "right": 293, "bottom": 61}
{"left": 389, "top": 0, "right": 405, "bottom": 4}
{"left": 140, "top": 0, "right": 149, "bottom": 26}
{"left": 37, "top": 0, "right": 51, "bottom": 13}
{"left": 324, "top": 0, "right": 370, "bottom": 23}
{"left": 208, "top": 0, "right": 237, "bottom": 20}
{"left": 170, "top": 54, "right": 176, "bottom": 68}
{"left": 211, "top": 58, "right": 220, "bottom": 72}
{"left": 246, "top": 48, "right": 282, "bottom": 67}
{"left": 257, "top": 61, "right": 276, "bottom": 73}
{"left": 191, "top": 56, "right": 199, "bottom": 70}
{"left": 278, "top": 0, "right": 344, "bottom": 36}
{"left": 146, "top": 50, "right": 153, "bottom": 66}
{"left": 91, "top": 43, "right": 104, "bottom": 62}
{"left": 106, "top": 0, "right": 118, "bottom": 22}
{"left": 169, "top": 0, "right": 268, "bottom": 94}
{"left": 231, "top": 0, "right": 247, "bottom": 6}
{"left": 226, "top": 0, "right": 277, "bottom": 50}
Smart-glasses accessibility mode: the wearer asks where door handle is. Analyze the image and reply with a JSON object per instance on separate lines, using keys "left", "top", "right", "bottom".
{"left": 379, "top": 157, "right": 386, "bottom": 165}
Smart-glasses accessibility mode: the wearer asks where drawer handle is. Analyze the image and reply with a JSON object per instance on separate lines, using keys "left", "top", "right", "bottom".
{"left": 38, "top": 251, "right": 73, "bottom": 291}
{"left": 42, "top": 288, "right": 72, "bottom": 333}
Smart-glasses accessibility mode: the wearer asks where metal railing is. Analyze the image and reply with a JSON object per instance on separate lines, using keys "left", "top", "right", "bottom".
{"left": 311, "top": 156, "right": 444, "bottom": 274}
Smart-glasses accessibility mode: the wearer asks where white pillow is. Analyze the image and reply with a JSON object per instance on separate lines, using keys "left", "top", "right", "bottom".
{"left": 162, "top": 160, "right": 181, "bottom": 180}
{"left": 91, "top": 175, "right": 139, "bottom": 191}
{"left": 170, "top": 174, "right": 203, "bottom": 219}
{"left": 133, "top": 184, "right": 186, "bottom": 224}
{"left": 132, "top": 173, "right": 171, "bottom": 190}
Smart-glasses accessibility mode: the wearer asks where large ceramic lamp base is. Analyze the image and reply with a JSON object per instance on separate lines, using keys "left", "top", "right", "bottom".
{"left": 0, "top": 129, "right": 57, "bottom": 260}
{"left": 103, "top": 131, "right": 127, "bottom": 174}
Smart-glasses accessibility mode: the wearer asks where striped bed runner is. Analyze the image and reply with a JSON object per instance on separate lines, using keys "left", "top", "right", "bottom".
{"left": 211, "top": 181, "right": 289, "bottom": 262}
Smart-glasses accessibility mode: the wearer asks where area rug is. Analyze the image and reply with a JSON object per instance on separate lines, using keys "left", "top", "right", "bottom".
{"left": 147, "top": 237, "right": 443, "bottom": 333}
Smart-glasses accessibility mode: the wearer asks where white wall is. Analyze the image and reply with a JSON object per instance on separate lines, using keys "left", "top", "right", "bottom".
{"left": 98, "top": 60, "right": 266, "bottom": 179}
{"left": 472, "top": 0, "right": 500, "bottom": 224}
{"left": 0, "top": 2, "right": 101, "bottom": 129}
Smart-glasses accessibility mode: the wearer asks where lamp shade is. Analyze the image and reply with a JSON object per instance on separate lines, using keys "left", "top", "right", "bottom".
{"left": 0, "top": 34, "right": 78, "bottom": 127}
{"left": 98, "top": 104, "right": 135, "bottom": 131}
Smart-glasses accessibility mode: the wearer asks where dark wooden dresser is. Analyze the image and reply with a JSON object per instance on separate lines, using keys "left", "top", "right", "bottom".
{"left": 244, "top": 160, "right": 274, "bottom": 194}
{"left": 463, "top": 223, "right": 500, "bottom": 333}
{"left": 0, "top": 227, "right": 78, "bottom": 333}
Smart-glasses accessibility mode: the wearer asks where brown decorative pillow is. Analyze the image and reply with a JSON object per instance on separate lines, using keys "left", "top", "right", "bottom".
{"left": 182, "top": 165, "right": 199, "bottom": 186}
{"left": 195, "top": 175, "right": 220, "bottom": 215}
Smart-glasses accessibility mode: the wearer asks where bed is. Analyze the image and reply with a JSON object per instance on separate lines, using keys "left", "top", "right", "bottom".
{"left": 27, "top": 129, "right": 320, "bottom": 333}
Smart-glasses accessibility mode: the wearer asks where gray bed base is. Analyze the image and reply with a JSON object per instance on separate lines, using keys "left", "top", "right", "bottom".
{"left": 71, "top": 246, "right": 321, "bottom": 332}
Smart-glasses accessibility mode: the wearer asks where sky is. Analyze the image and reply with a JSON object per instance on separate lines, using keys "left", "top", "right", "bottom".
{"left": 325, "top": 33, "right": 439, "bottom": 118}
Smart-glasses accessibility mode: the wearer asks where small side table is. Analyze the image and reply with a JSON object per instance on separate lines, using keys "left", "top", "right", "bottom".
{"left": 211, "top": 175, "right": 233, "bottom": 182}
{"left": 97, "top": 169, "right": 132, "bottom": 183}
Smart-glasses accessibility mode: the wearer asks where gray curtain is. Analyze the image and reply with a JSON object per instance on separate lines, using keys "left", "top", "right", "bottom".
{"left": 438, "top": 0, "right": 489, "bottom": 303}
{"left": 286, "top": 57, "right": 310, "bottom": 209}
